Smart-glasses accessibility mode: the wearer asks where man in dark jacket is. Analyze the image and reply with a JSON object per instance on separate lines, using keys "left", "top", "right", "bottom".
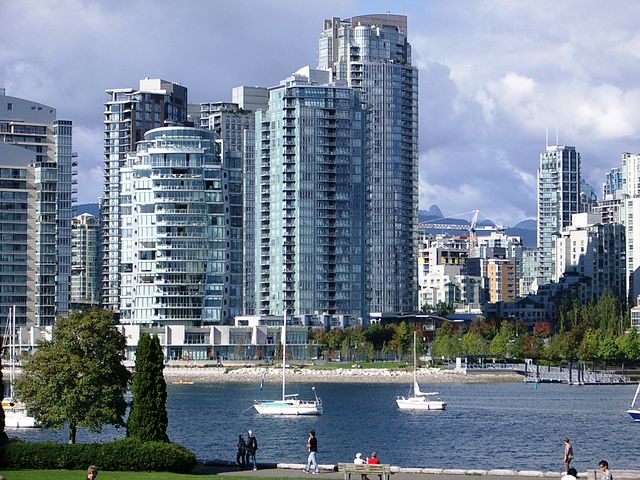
{"left": 246, "top": 429, "right": 258, "bottom": 470}
{"left": 304, "top": 430, "right": 319, "bottom": 474}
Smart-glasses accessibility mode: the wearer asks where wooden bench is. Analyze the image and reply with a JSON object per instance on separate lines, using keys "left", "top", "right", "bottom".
{"left": 337, "top": 463, "right": 392, "bottom": 480}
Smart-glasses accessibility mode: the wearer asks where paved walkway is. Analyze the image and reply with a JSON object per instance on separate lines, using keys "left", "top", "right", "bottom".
{"left": 193, "top": 462, "right": 640, "bottom": 480}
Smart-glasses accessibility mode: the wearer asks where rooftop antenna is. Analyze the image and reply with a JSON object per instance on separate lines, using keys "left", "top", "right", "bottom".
{"left": 545, "top": 126, "right": 548, "bottom": 148}
{"left": 556, "top": 126, "right": 559, "bottom": 146}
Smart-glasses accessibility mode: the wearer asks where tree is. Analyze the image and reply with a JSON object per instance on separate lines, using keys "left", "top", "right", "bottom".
{"left": 488, "top": 321, "right": 515, "bottom": 358}
{"left": 15, "top": 309, "right": 130, "bottom": 444}
{"left": 460, "top": 331, "right": 487, "bottom": 355}
{"left": 127, "top": 333, "right": 169, "bottom": 442}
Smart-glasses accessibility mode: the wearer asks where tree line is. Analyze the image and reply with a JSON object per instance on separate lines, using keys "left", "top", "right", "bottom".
{"left": 311, "top": 293, "right": 640, "bottom": 365}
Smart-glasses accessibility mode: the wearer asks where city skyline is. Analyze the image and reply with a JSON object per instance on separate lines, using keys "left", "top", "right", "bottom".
{"left": 2, "top": 0, "right": 640, "bottom": 226}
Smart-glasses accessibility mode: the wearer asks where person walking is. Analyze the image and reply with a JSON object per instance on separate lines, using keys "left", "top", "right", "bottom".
{"left": 563, "top": 437, "right": 574, "bottom": 472}
{"left": 304, "top": 430, "right": 319, "bottom": 474}
{"left": 236, "top": 434, "right": 247, "bottom": 470}
{"left": 246, "top": 429, "right": 258, "bottom": 471}
{"left": 598, "top": 460, "right": 613, "bottom": 480}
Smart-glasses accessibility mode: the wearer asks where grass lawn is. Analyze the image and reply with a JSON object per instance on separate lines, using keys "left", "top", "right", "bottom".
{"left": 0, "top": 472, "right": 304, "bottom": 480}
{"left": 305, "top": 361, "right": 409, "bottom": 370}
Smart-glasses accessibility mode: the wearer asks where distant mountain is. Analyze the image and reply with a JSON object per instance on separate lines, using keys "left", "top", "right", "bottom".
{"left": 75, "top": 203, "right": 100, "bottom": 218}
{"left": 426, "top": 204, "right": 443, "bottom": 217}
{"left": 418, "top": 207, "right": 537, "bottom": 248}
{"left": 513, "top": 219, "right": 536, "bottom": 231}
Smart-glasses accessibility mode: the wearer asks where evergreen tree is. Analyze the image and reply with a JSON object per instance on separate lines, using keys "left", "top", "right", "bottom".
{"left": 15, "top": 309, "right": 130, "bottom": 444}
{"left": 127, "top": 333, "right": 169, "bottom": 442}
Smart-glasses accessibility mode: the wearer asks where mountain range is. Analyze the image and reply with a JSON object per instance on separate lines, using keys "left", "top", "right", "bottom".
{"left": 419, "top": 205, "right": 536, "bottom": 247}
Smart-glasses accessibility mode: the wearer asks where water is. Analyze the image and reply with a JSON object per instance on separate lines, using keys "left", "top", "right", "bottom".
{"left": 8, "top": 380, "right": 639, "bottom": 471}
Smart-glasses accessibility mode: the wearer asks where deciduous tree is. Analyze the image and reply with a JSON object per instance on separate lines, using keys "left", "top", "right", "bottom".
{"left": 15, "top": 309, "right": 130, "bottom": 443}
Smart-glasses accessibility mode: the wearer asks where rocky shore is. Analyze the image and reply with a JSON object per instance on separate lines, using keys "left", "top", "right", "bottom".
{"left": 163, "top": 366, "right": 522, "bottom": 384}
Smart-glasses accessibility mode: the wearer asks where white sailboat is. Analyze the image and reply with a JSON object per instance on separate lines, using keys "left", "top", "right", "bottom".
{"left": 253, "top": 312, "right": 322, "bottom": 415}
{"left": 2, "top": 306, "right": 39, "bottom": 428}
{"left": 396, "top": 331, "right": 446, "bottom": 411}
{"left": 626, "top": 382, "right": 640, "bottom": 421}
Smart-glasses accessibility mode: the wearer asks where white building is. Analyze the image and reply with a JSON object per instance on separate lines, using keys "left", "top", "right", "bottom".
{"left": 555, "top": 212, "right": 625, "bottom": 302}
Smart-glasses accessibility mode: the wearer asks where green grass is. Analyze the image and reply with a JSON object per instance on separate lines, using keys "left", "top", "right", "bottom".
{"left": 307, "top": 361, "right": 409, "bottom": 370}
{"left": 0, "top": 472, "right": 305, "bottom": 480}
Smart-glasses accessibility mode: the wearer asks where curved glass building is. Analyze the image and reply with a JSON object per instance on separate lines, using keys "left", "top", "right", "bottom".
{"left": 119, "top": 127, "right": 240, "bottom": 326}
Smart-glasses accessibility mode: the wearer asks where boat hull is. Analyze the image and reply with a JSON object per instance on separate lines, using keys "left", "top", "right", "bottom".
{"left": 254, "top": 400, "right": 323, "bottom": 416}
{"left": 627, "top": 408, "right": 640, "bottom": 421}
{"left": 396, "top": 397, "right": 446, "bottom": 411}
{"left": 3, "top": 408, "right": 39, "bottom": 428}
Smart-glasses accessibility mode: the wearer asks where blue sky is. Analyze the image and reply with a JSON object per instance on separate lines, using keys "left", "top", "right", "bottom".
{"left": 2, "top": 0, "right": 640, "bottom": 226}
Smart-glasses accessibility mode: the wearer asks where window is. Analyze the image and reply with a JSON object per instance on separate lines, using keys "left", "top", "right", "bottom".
{"left": 7, "top": 103, "right": 12, "bottom": 111}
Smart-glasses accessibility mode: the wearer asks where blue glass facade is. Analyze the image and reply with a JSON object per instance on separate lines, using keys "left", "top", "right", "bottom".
{"left": 254, "top": 75, "right": 366, "bottom": 317}
{"left": 319, "top": 15, "right": 419, "bottom": 316}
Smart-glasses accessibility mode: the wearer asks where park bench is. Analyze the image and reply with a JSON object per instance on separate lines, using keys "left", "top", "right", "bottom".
{"left": 337, "top": 463, "right": 392, "bottom": 480}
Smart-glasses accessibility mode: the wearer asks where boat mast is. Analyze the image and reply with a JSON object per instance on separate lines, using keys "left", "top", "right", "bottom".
{"left": 9, "top": 305, "right": 15, "bottom": 397}
{"left": 413, "top": 330, "right": 417, "bottom": 387}
{"left": 282, "top": 311, "right": 287, "bottom": 401}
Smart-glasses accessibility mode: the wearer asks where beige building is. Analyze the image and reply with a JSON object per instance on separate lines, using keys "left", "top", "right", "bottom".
{"left": 487, "top": 259, "right": 516, "bottom": 303}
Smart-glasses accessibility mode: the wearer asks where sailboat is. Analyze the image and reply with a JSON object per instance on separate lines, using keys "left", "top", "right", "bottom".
{"left": 626, "top": 382, "right": 640, "bottom": 421}
{"left": 396, "top": 331, "right": 446, "bottom": 411}
{"left": 253, "top": 312, "right": 322, "bottom": 415}
{"left": 2, "top": 306, "right": 39, "bottom": 428}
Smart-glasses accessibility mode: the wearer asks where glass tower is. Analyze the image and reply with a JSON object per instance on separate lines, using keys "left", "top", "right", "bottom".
{"left": 119, "top": 127, "right": 240, "bottom": 326}
{"left": 253, "top": 68, "right": 366, "bottom": 318}
{"left": 0, "top": 92, "right": 75, "bottom": 326}
{"left": 71, "top": 213, "right": 101, "bottom": 306}
{"left": 102, "top": 78, "right": 188, "bottom": 314}
{"left": 318, "top": 14, "right": 419, "bottom": 317}
{"left": 536, "top": 144, "right": 581, "bottom": 285}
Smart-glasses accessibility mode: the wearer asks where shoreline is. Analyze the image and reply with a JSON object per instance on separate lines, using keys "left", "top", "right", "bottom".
{"left": 163, "top": 366, "right": 523, "bottom": 384}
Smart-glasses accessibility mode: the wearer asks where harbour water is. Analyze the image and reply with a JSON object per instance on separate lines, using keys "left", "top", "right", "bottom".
{"left": 7, "top": 380, "right": 639, "bottom": 471}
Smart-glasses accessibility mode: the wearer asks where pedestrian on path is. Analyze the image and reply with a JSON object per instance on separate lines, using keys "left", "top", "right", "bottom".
{"left": 304, "top": 430, "right": 319, "bottom": 474}
{"left": 246, "top": 429, "right": 258, "bottom": 471}
{"left": 599, "top": 460, "right": 613, "bottom": 480}
{"left": 236, "top": 434, "right": 247, "bottom": 470}
{"left": 561, "top": 467, "right": 578, "bottom": 480}
{"left": 563, "top": 437, "right": 574, "bottom": 472}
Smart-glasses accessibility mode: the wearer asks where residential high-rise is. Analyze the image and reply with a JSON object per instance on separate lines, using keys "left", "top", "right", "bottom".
{"left": 604, "top": 166, "right": 623, "bottom": 198}
{"left": 71, "top": 213, "right": 101, "bottom": 306}
{"left": 318, "top": 14, "right": 419, "bottom": 317}
{"left": 555, "top": 212, "right": 625, "bottom": 302}
{"left": 102, "top": 78, "right": 188, "bottom": 314}
{"left": 0, "top": 143, "right": 36, "bottom": 326}
{"left": 200, "top": 91, "right": 268, "bottom": 316}
{"left": 119, "top": 127, "right": 241, "bottom": 326}
{"left": 537, "top": 144, "right": 581, "bottom": 285}
{"left": 0, "top": 91, "right": 76, "bottom": 326}
{"left": 617, "top": 153, "right": 640, "bottom": 304}
{"left": 253, "top": 67, "right": 366, "bottom": 318}
{"left": 486, "top": 259, "right": 516, "bottom": 303}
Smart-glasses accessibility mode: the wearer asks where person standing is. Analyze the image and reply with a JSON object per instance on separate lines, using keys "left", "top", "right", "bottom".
{"left": 246, "top": 429, "right": 258, "bottom": 471}
{"left": 236, "top": 434, "right": 246, "bottom": 470}
{"left": 304, "top": 430, "right": 319, "bottom": 474}
{"left": 598, "top": 460, "right": 613, "bottom": 480}
{"left": 563, "top": 437, "right": 574, "bottom": 472}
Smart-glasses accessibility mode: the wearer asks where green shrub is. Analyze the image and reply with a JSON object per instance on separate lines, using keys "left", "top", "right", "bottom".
{"left": 0, "top": 438, "right": 197, "bottom": 472}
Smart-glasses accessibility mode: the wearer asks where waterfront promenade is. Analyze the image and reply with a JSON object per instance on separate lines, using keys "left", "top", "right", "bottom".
{"left": 193, "top": 462, "right": 640, "bottom": 480}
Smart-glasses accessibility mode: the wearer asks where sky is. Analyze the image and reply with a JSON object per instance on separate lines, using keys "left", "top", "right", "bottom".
{"left": 2, "top": 0, "right": 640, "bottom": 227}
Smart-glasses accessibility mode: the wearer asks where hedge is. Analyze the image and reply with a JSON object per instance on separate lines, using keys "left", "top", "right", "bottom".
{"left": 0, "top": 438, "right": 197, "bottom": 472}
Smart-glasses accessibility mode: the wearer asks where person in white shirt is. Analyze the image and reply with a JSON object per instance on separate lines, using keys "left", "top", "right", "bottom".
{"left": 353, "top": 453, "right": 365, "bottom": 464}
